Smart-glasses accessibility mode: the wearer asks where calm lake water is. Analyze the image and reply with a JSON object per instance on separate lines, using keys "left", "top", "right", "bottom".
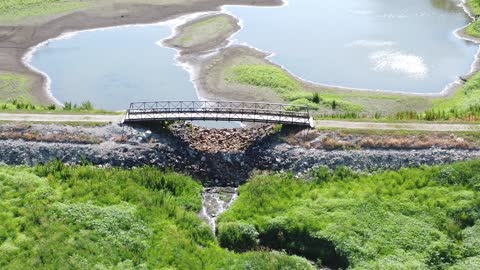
{"left": 30, "top": 25, "right": 195, "bottom": 110}
{"left": 227, "top": 0, "right": 477, "bottom": 93}
{"left": 29, "top": 0, "right": 477, "bottom": 111}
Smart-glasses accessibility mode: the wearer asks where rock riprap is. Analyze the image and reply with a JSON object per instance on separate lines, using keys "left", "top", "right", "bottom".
{"left": 0, "top": 123, "right": 478, "bottom": 186}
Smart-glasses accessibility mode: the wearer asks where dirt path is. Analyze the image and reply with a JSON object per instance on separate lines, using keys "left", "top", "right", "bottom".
{"left": 314, "top": 120, "right": 480, "bottom": 132}
{"left": 0, "top": 113, "right": 123, "bottom": 123}
{"left": 0, "top": 112, "right": 478, "bottom": 131}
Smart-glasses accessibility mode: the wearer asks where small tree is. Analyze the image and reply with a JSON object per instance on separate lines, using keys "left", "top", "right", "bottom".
{"left": 312, "top": 93, "right": 321, "bottom": 104}
{"left": 332, "top": 100, "right": 337, "bottom": 110}
{"left": 79, "top": 101, "right": 94, "bottom": 111}
{"left": 64, "top": 102, "right": 72, "bottom": 110}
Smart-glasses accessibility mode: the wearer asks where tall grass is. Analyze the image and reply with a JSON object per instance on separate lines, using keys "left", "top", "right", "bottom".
{"left": 226, "top": 65, "right": 362, "bottom": 113}
{"left": 218, "top": 161, "right": 480, "bottom": 269}
{"left": 0, "top": 162, "right": 314, "bottom": 269}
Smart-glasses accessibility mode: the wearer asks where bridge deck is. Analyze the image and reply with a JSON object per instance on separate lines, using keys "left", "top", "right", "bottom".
{"left": 123, "top": 101, "right": 313, "bottom": 127}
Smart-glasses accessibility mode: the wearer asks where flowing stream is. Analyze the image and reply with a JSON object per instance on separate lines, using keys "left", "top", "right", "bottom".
{"left": 199, "top": 187, "right": 238, "bottom": 231}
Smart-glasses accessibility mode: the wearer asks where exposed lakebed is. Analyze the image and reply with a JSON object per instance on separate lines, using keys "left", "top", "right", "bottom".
{"left": 27, "top": 0, "right": 477, "bottom": 110}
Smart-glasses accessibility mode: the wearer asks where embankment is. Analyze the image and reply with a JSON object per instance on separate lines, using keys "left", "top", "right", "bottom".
{"left": 0, "top": 123, "right": 478, "bottom": 186}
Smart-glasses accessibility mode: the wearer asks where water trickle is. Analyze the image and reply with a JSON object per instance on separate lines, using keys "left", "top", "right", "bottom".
{"left": 199, "top": 187, "right": 238, "bottom": 232}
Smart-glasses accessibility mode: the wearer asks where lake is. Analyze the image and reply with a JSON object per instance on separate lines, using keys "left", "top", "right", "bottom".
{"left": 226, "top": 0, "right": 477, "bottom": 93}
{"left": 28, "top": 0, "right": 477, "bottom": 111}
{"left": 29, "top": 24, "right": 195, "bottom": 110}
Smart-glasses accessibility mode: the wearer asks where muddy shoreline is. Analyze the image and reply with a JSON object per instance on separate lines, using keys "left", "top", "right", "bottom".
{"left": 0, "top": 0, "right": 282, "bottom": 105}
{"left": 2, "top": 0, "right": 479, "bottom": 108}
{"left": 158, "top": 0, "right": 480, "bottom": 110}
{"left": 174, "top": 0, "right": 480, "bottom": 104}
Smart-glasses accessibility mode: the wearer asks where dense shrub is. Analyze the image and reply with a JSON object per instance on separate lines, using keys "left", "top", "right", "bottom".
{"left": 0, "top": 164, "right": 314, "bottom": 269}
{"left": 218, "top": 222, "right": 259, "bottom": 252}
{"left": 218, "top": 160, "right": 480, "bottom": 269}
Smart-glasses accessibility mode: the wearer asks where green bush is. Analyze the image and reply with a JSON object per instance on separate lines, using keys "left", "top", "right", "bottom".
{"left": 218, "top": 160, "right": 480, "bottom": 269}
{"left": 63, "top": 101, "right": 72, "bottom": 110}
{"left": 331, "top": 100, "right": 337, "bottom": 110}
{"left": 287, "top": 98, "right": 319, "bottom": 110}
{"left": 218, "top": 222, "right": 259, "bottom": 252}
{"left": 312, "top": 166, "right": 331, "bottom": 184}
{"left": 79, "top": 101, "right": 93, "bottom": 111}
{"left": 0, "top": 163, "right": 314, "bottom": 269}
{"left": 463, "top": 222, "right": 480, "bottom": 257}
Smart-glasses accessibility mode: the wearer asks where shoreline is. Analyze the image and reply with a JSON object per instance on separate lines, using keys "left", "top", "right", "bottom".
{"left": 213, "top": 1, "right": 480, "bottom": 98}
{"left": 5, "top": 0, "right": 480, "bottom": 108}
{"left": 0, "top": 0, "right": 283, "bottom": 106}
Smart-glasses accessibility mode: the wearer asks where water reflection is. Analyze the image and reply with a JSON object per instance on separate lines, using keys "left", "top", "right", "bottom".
{"left": 28, "top": 0, "right": 479, "bottom": 112}
{"left": 430, "top": 0, "right": 464, "bottom": 13}
{"left": 226, "top": 0, "right": 477, "bottom": 93}
{"left": 29, "top": 25, "right": 197, "bottom": 110}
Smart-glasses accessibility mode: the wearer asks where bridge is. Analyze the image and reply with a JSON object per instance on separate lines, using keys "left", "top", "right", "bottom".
{"left": 122, "top": 101, "right": 314, "bottom": 127}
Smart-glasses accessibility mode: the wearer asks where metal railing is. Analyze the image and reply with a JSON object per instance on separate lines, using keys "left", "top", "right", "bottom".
{"left": 123, "top": 101, "right": 313, "bottom": 127}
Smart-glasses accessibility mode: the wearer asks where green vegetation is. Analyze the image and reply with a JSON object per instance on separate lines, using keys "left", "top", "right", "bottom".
{"left": 467, "top": 0, "right": 480, "bottom": 38}
{"left": 0, "top": 99, "right": 117, "bottom": 114}
{"left": 0, "top": 162, "right": 313, "bottom": 269}
{"left": 315, "top": 127, "right": 480, "bottom": 141}
{"left": 168, "top": 14, "right": 238, "bottom": 50}
{"left": 218, "top": 161, "right": 480, "bottom": 269}
{"left": 226, "top": 63, "right": 480, "bottom": 122}
{"left": 468, "top": 0, "right": 480, "bottom": 14}
{"left": 226, "top": 65, "right": 362, "bottom": 113}
{"left": 428, "top": 72, "right": 480, "bottom": 121}
{"left": 0, "top": 73, "right": 36, "bottom": 104}
{"left": 0, "top": 0, "right": 85, "bottom": 22}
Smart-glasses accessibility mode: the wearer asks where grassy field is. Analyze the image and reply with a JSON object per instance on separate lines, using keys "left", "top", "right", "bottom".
{"left": 432, "top": 73, "right": 480, "bottom": 113}
{"left": 218, "top": 161, "right": 480, "bottom": 269}
{"left": 0, "top": 73, "right": 37, "bottom": 104}
{"left": 0, "top": 163, "right": 313, "bottom": 269}
{"left": 167, "top": 14, "right": 238, "bottom": 51}
{"left": 0, "top": 99, "right": 118, "bottom": 114}
{"left": 225, "top": 63, "right": 480, "bottom": 122}
{"left": 0, "top": 0, "right": 86, "bottom": 23}
{"left": 467, "top": 0, "right": 480, "bottom": 38}
{"left": 468, "top": 0, "right": 480, "bottom": 14}
{"left": 226, "top": 65, "right": 364, "bottom": 112}
{"left": 0, "top": 72, "right": 115, "bottom": 114}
